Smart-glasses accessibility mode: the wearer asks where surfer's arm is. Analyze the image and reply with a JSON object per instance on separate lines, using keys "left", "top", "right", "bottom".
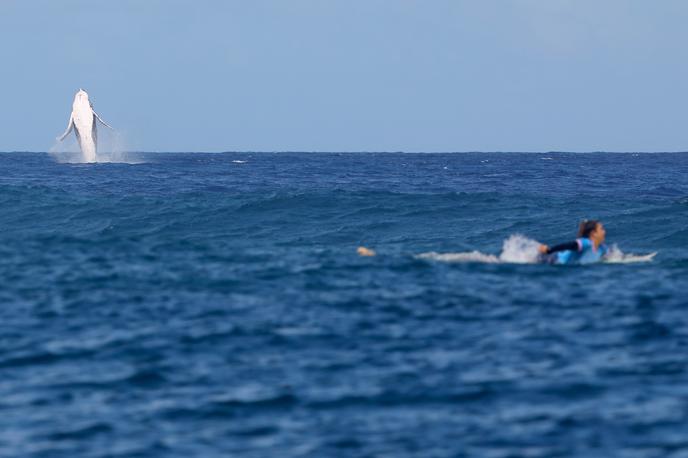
{"left": 546, "top": 241, "right": 580, "bottom": 254}
{"left": 544, "top": 241, "right": 580, "bottom": 255}
{"left": 93, "top": 111, "right": 114, "bottom": 130}
{"left": 57, "top": 114, "right": 74, "bottom": 141}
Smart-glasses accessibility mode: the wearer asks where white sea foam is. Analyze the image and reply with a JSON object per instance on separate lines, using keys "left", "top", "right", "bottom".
{"left": 417, "top": 250, "right": 500, "bottom": 264}
{"left": 603, "top": 244, "right": 657, "bottom": 264}
{"left": 417, "top": 234, "right": 655, "bottom": 265}
{"left": 417, "top": 235, "right": 539, "bottom": 264}
{"left": 498, "top": 234, "right": 542, "bottom": 263}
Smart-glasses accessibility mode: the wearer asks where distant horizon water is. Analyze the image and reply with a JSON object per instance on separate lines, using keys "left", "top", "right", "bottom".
{"left": 5, "top": 150, "right": 688, "bottom": 154}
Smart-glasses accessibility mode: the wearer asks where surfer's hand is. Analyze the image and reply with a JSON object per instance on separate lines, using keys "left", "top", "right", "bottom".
{"left": 538, "top": 244, "right": 549, "bottom": 254}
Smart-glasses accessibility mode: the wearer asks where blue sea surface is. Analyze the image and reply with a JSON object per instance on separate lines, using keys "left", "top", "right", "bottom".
{"left": 1, "top": 152, "right": 687, "bottom": 458}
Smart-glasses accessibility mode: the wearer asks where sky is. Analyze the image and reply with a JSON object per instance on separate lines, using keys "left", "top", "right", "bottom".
{"left": 1, "top": 0, "right": 688, "bottom": 152}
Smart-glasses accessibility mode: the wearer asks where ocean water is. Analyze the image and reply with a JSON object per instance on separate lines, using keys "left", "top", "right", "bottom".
{"left": 1, "top": 152, "right": 687, "bottom": 458}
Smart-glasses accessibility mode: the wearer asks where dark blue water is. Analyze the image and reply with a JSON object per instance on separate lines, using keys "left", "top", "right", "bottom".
{"left": 1, "top": 152, "right": 687, "bottom": 458}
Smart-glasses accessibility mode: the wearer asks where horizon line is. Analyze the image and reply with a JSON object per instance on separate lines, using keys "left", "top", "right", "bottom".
{"left": 3, "top": 150, "right": 688, "bottom": 155}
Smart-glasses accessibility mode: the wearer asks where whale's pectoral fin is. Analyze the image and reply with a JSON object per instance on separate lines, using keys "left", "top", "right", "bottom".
{"left": 93, "top": 111, "right": 114, "bottom": 130}
{"left": 57, "top": 114, "right": 74, "bottom": 141}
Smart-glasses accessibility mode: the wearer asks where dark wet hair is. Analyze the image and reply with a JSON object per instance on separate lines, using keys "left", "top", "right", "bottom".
{"left": 578, "top": 220, "right": 600, "bottom": 238}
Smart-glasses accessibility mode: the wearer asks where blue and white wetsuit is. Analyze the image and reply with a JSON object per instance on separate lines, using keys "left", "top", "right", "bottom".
{"left": 544, "top": 238, "right": 608, "bottom": 265}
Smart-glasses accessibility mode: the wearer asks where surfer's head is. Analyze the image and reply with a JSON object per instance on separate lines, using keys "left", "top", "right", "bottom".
{"left": 578, "top": 219, "right": 605, "bottom": 244}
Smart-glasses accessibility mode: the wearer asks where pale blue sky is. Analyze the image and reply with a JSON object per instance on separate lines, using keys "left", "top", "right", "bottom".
{"left": 1, "top": 0, "right": 688, "bottom": 152}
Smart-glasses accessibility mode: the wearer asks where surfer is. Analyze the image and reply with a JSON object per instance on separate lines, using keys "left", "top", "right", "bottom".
{"left": 538, "top": 220, "right": 608, "bottom": 264}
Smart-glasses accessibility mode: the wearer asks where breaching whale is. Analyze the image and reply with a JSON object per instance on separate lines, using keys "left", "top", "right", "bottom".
{"left": 57, "top": 89, "right": 113, "bottom": 162}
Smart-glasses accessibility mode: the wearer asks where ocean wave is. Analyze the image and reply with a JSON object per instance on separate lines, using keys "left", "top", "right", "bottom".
{"left": 1, "top": 152, "right": 687, "bottom": 458}
{"left": 44, "top": 422, "right": 113, "bottom": 441}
